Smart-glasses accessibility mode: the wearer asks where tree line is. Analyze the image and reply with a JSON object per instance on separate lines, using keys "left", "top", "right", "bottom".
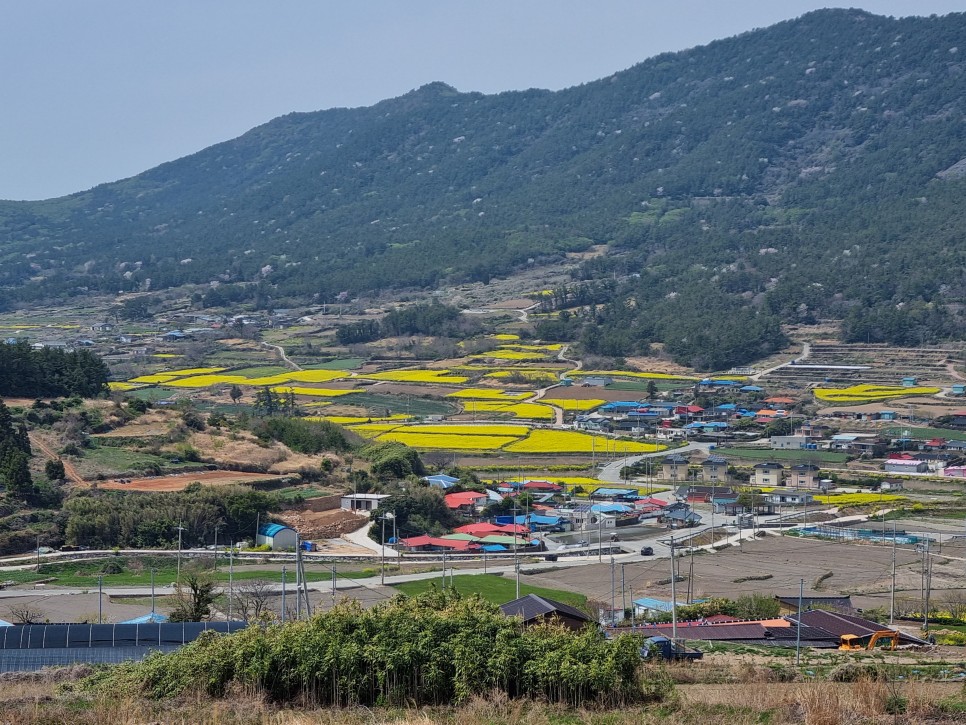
{"left": 0, "top": 340, "right": 108, "bottom": 398}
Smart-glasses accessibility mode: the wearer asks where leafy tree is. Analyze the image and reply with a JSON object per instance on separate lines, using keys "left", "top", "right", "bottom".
{"left": 170, "top": 567, "right": 220, "bottom": 622}
{"left": 44, "top": 458, "right": 66, "bottom": 481}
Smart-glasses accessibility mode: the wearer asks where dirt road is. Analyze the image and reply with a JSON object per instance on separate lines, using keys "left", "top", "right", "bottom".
{"left": 28, "top": 434, "right": 84, "bottom": 484}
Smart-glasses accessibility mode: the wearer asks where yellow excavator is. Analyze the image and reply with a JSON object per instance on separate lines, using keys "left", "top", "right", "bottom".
{"left": 838, "top": 631, "right": 900, "bottom": 651}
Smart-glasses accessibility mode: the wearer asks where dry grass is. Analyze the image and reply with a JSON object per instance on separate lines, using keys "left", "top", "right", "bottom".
{"left": 0, "top": 676, "right": 963, "bottom": 724}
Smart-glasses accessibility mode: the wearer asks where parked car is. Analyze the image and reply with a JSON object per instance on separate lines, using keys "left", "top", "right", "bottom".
{"left": 640, "top": 546, "right": 654, "bottom": 556}
{"left": 544, "top": 554, "right": 558, "bottom": 562}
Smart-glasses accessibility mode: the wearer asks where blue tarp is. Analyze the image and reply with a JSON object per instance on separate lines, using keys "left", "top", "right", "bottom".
{"left": 423, "top": 474, "right": 458, "bottom": 489}
{"left": 740, "top": 385, "right": 764, "bottom": 392}
{"left": 480, "top": 544, "right": 507, "bottom": 552}
{"left": 591, "top": 488, "right": 638, "bottom": 497}
{"left": 119, "top": 612, "right": 168, "bottom": 624}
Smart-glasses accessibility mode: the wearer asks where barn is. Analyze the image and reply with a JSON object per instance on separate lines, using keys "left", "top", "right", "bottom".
{"left": 256, "top": 523, "right": 298, "bottom": 550}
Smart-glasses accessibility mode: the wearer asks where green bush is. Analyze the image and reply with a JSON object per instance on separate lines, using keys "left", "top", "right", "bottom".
{"left": 82, "top": 589, "right": 668, "bottom": 708}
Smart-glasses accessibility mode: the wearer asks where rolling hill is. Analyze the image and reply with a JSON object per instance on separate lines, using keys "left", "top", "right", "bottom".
{"left": 1, "top": 9, "right": 965, "bottom": 367}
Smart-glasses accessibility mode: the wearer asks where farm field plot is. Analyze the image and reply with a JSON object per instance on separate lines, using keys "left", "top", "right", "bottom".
{"left": 713, "top": 448, "right": 850, "bottom": 464}
{"left": 377, "top": 431, "right": 519, "bottom": 450}
{"left": 393, "top": 574, "right": 587, "bottom": 608}
{"left": 885, "top": 426, "right": 966, "bottom": 442}
{"left": 541, "top": 398, "right": 606, "bottom": 411}
{"left": 525, "top": 535, "right": 924, "bottom": 609}
{"left": 357, "top": 369, "right": 469, "bottom": 384}
{"left": 813, "top": 383, "right": 941, "bottom": 403}
{"left": 94, "top": 470, "right": 290, "bottom": 492}
{"left": 458, "top": 401, "right": 555, "bottom": 420}
{"left": 505, "top": 429, "right": 665, "bottom": 454}
{"left": 446, "top": 388, "right": 533, "bottom": 400}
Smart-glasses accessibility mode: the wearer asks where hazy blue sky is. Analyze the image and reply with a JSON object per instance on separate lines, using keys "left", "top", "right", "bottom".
{"left": 1, "top": 1, "right": 962, "bottom": 200}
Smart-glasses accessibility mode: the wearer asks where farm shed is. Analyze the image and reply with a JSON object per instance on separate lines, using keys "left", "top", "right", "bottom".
{"left": 256, "top": 523, "right": 298, "bottom": 551}
{"left": 500, "top": 594, "right": 592, "bottom": 631}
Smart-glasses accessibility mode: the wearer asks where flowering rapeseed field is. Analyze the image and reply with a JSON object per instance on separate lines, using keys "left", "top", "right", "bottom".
{"left": 505, "top": 430, "right": 665, "bottom": 454}
{"left": 813, "top": 384, "right": 940, "bottom": 403}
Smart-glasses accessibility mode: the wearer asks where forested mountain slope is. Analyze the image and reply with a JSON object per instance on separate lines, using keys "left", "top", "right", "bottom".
{"left": 1, "top": 9, "right": 965, "bottom": 367}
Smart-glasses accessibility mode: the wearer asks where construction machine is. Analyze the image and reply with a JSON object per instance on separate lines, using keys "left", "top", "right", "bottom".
{"left": 838, "top": 630, "right": 900, "bottom": 651}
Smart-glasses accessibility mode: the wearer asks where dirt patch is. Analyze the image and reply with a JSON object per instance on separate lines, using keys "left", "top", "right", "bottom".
{"left": 537, "top": 387, "right": 660, "bottom": 402}
{"left": 278, "top": 507, "right": 368, "bottom": 540}
{"left": 186, "top": 429, "right": 338, "bottom": 474}
{"left": 93, "top": 470, "right": 290, "bottom": 492}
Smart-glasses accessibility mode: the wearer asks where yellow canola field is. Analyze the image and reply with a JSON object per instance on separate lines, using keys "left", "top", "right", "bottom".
{"left": 107, "top": 382, "right": 143, "bottom": 391}
{"left": 462, "top": 401, "right": 555, "bottom": 420}
{"left": 359, "top": 369, "right": 469, "bottom": 384}
{"left": 377, "top": 431, "right": 519, "bottom": 450}
{"left": 813, "top": 493, "right": 905, "bottom": 506}
{"left": 151, "top": 353, "right": 181, "bottom": 359}
{"left": 813, "top": 384, "right": 940, "bottom": 403}
{"left": 165, "top": 374, "right": 250, "bottom": 388}
{"left": 491, "top": 334, "right": 521, "bottom": 341}
{"left": 541, "top": 398, "right": 605, "bottom": 411}
{"left": 505, "top": 430, "right": 666, "bottom": 454}
{"left": 385, "top": 424, "right": 530, "bottom": 437}
{"left": 447, "top": 389, "right": 532, "bottom": 400}
{"left": 269, "top": 386, "right": 359, "bottom": 397}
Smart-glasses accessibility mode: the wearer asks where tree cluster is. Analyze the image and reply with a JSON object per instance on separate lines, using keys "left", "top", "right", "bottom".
{"left": 0, "top": 340, "right": 108, "bottom": 398}
{"left": 62, "top": 485, "right": 279, "bottom": 549}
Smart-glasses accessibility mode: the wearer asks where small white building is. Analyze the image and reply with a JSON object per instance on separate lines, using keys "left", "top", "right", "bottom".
{"left": 340, "top": 493, "right": 390, "bottom": 514}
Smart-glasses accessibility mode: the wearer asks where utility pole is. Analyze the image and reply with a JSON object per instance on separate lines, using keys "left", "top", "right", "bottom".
{"left": 669, "top": 535, "right": 677, "bottom": 643}
{"left": 281, "top": 566, "right": 287, "bottom": 623}
{"left": 98, "top": 575, "right": 103, "bottom": 624}
{"left": 380, "top": 514, "right": 387, "bottom": 585}
{"left": 213, "top": 526, "right": 219, "bottom": 571}
{"left": 687, "top": 545, "right": 695, "bottom": 604}
{"left": 597, "top": 511, "right": 603, "bottom": 563}
{"left": 924, "top": 541, "right": 932, "bottom": 632}
{"left": 610, "top": 555, "right": 616, "bottom": 627}
{"left": 795, "top": 578, "right": 803, "bottom": 666}
{"left": 620, "top": 563, "right": 627, "bottom": 619}
{"left": 176, "top": 522, "right": 186, "bottom": 582}
{"left": 295, "top": 536, "right": 302, "bottom": 621}
{"left": 228, "top": 543, "right": 234, "bottom": 621}
{"left": 150, "top": 569, "right": 156, "bottom": 617}
{"left": 890, "top": 522, "right": 897, "bottom": 625}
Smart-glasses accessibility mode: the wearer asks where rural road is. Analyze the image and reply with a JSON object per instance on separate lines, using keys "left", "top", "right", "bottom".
{"left": 262, "top": 341, "right": 301, "bottom": 371}
{"left": 751, "top": 341, "right": 811, "bottom": 381}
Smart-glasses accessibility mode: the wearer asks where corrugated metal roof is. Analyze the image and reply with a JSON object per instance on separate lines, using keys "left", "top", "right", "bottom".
{"left": 500, "top": 594, "right": 591, "bottom": 623}
{"left": 258, "top": 523, "right": 291, "bottom": 537}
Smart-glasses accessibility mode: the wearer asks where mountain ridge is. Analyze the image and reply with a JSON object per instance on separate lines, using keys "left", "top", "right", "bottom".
{"left": 1, "top": 8, "right": 965, "bottom": 367}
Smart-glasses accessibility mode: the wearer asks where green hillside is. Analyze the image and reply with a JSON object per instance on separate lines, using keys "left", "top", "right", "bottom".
{"left": 2, "top": 9, "right": 965, "bottom": 368}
